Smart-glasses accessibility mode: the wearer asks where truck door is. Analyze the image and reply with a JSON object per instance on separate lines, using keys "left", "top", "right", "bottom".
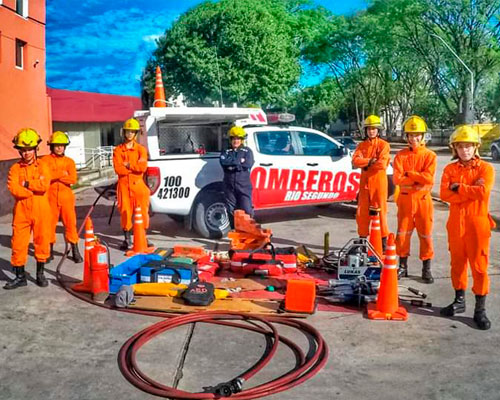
{"left": 293, "top": 130, "right": 360, "bottom": 204}
{"left": 250, "top": 130, "right": 298, "bottom": 208}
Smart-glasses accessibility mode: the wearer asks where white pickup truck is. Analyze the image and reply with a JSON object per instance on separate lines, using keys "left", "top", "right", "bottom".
{"left": 135, "top": 107, "right": 393, "bottom": 238}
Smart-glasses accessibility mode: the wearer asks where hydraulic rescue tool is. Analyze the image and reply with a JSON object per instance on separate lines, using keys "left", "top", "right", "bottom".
{"left": 321, "top": 237, "right": 383, "bottom": 280}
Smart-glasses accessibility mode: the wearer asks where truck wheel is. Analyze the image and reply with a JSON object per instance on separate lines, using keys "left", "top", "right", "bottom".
{"left": 194, "top": 192, "right": 230, "bottom": 239}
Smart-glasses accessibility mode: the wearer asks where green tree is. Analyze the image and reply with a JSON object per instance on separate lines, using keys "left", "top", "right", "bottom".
{"left": 142, "top": 0, "right": 304, "bottom": 107}
{"left": 369, "top": 0, "right": 500, "bottom": 124}
{"left": 290, "top": 77, "right": 343, "bottom": 129}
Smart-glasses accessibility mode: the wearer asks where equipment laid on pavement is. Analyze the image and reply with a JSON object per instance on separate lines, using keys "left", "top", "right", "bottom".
{"left": 230, "top": 242, "right": 297, "bottom": 276}
{"left": 228, "top": 210, "right": 272, "bottom": 250}
{"left": 181, "top": 281, "right": 216, "bottom": 306}
{"left": 109, "top": 253, "right": 163, "bottom": 293}
{"left": 139, "top": 259, "right": 198, "bottom": 285}
{"left": 317, "top": 277, "right": 379, "bottom": 306}
{"left": 321, "top": 237, "right": 383, "bottom": 280}
{"left": 284, "top": 279, "right": 316, "bottom": 314}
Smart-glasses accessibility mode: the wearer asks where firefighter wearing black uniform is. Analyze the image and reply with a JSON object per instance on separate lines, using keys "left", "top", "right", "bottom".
{"left": 220, "top": 126, "right": 255, "bottom": 228}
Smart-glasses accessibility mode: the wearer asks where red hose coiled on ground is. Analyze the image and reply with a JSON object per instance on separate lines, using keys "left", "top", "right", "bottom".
{"left": 118, "top": 311, "right": 329, "bottom": 399}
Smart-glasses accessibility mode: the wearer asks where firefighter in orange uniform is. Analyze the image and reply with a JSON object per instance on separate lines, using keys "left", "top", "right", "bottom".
{"left": 4, "top": 129, "right": 51, "bottom": 290}
{"left": 440, "top": 126, "right": 495, "bottom": 330}
{"left": 352, "top": 115, "right": 391, "bottom": 248}
{"left": 113, "top": 118, "right": 150, "bottom": 250}
{"left": 393, "top": 116, "right": 436, "bottom": 283}
{"left": 43, "top": 131, "right": 83, "bottom": 263}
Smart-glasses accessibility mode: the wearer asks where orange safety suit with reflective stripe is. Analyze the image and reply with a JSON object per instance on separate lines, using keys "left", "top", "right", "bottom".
{"left": 440, "top": 158, "right": 495, "bottom": 296}
{"left": 393, "top": 146, "right": 436, "bottom": 260}
{"left": 113, "top": 142, "right": 150, "bottom": 231}
{"left": 42, "top": 154, "right": 79, "bottom": 244}
{"left": 8, "top": 159, "right": 51, "bottom": 266}
{"left": 352, "top": 137, "right": 390, "bottom": 237}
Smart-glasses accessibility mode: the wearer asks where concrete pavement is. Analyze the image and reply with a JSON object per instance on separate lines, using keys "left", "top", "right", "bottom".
{"left": 0, "top": 156, "right": 500, "bottom": 400}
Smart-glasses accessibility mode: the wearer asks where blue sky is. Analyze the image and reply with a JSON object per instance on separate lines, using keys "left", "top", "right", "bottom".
{"left": 46, "top": 0, "right": 367, "bottom": 97}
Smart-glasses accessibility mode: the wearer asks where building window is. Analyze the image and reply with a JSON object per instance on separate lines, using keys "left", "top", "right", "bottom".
{"left": 16, "top": 0, "right": 28, "bottom": 17}
{"left": 15, "top": 39, "right": 26, "bottom": 69}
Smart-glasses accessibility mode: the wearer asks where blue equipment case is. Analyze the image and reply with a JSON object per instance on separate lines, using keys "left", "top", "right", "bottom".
{"left": 139, "top": 260, "right": 198, "bottom": 285}
{"left": 109, "top": 254, "right": 163, "bottom": 294}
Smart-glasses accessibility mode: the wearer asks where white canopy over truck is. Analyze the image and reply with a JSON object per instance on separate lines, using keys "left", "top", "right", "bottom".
{"left": 136, "top": 107, "right": 392, "bottom": 238}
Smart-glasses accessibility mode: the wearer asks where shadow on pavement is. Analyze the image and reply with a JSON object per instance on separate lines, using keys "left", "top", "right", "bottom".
{"left": 404, "top": 303, "right": 479, "bottom": 329}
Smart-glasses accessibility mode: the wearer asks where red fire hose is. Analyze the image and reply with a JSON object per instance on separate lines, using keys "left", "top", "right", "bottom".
{"left": 55, "top": 191, "right": 329, "bottom": 399}
{"left": 118, "top": 312, "right": 329, "bottom": 399}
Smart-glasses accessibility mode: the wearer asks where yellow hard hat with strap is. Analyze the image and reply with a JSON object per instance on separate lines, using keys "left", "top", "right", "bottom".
{"left": 48, "top": 131, "right": 70, "bottom": 145}
{"left": 449, "top": 125, "right": 481, "bottom": 159}
{"left": 123, "top": 118, "right": 140, "bottom": 131}
{"left": 403, "top": 115, "right": 427, "bottom": 134}
{"left": 450, "top": 125, "right": 481, "bottom": 145}
{"left": 13, "top": 128, "right": 42, "bottom": 149}
{"left": 228, "top": 126, "right": 247, "bottom": 138}
{"left": 363, "top": 115, "right": 382, "bottom": 129}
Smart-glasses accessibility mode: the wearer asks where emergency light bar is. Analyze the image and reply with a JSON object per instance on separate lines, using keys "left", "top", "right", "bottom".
{"left": 267, "top": 113, "right": 296, "bottom": 124}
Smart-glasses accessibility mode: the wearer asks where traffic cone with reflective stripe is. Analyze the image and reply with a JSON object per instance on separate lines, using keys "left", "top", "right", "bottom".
{"left": 368, "top": 211, "right": 383, "bottom": 259}
{"left": 72, "top": 217, "right": 95, "bottom": 292}
{"left": 126, "top": 206, "right": 155, "bottom": 256}
{"left": 367, "top": 233, "right": 408, "bottom": 321}
{"left": 153, "top": 66, "right": 167, "bottom": 107}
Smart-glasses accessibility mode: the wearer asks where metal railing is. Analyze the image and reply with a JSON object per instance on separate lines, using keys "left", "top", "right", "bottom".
{"left": 75, "top": 146, "right": 114, "bottom": 170}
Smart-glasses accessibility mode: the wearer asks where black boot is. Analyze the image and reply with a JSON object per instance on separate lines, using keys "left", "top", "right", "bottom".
{"left": 381, "top": 236, "right": 387, "bottom": 253}
{"left": 421, "top": 259, "right": 434, "bottom": 284}
{"left": 3, "top": 266, "right": 27, "bottom": 290}
{"left": 120, "top": 230, "right": 132, "bottom": 251}
{"left": 440, "top": 289, "right": 466, "bottom": 316}
{"left": 473, "top": 295, "right": 491, "bottom": 330}
{"left": 71, "top": 243, "right": 83, "bottom": 263}
{"left": 398, "top": 256, "right": 408, "bottom": 278}
{"left": 36, "top": 261, "right": 48, "bottom": 287}
{"left": 47, "top": 243, "right": 54, "bottom": 262}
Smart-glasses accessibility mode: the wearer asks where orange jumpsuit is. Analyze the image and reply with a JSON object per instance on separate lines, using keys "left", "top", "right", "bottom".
{"left": 42, "top": 154, "right": 79, "bottom": 244}
{"left": 393, "top": 146, "right": 436, "bottom": 260}
{"left": 352, "top": 137, "right": 390, "bottom": 237}
{"left": 440, "top": 158, "right": 495, "bottom": 296}
{"left": 113, "top": 142, "right": 150, "bottom": 231}
{"left": 8, "top": 159, "right": 51, "bottom": 266}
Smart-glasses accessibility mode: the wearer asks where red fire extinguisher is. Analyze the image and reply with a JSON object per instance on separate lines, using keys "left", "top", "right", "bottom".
{"left": 90, "top": 239, "right": 110, "bottom": 302}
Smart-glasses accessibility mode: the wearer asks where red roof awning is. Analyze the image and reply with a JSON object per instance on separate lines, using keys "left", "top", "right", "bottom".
{"left": 47, "top": 88, "right": 142, "bottom": 122}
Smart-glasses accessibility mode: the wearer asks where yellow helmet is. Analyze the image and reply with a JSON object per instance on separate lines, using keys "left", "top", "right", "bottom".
{"left": 363, "top": 115, "right": 383, "bottom": 129}
{"left": 403, "top": 115, "right": 427, "bottom": 134}
{"left": 450, "top": 125, "right": 481, "bottom": 145}
{"left": 48, "top": 131, "right": 70, "bottom": 145}
{"left": 123, "top": 118, "right": 140, "bottom": 131}
{"left": 449, "top": 125, "right": 481, "bottom": 159}
{"left": 228, "top": 126, "right": 247, "bottom": 138}
{"left": 13, "top": 128, "right": 42, "bottom": 149}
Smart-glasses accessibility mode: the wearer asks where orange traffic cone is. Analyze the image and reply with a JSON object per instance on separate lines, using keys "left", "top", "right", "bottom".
{"left": 72, "top": 217, "right": 95, "bottom": 293}
{"left": 153, "top": 66, "right": 167, "bottom": 108}
{"left": 126, "top": 206, "right": 155, "bottom": 256}
{"left": 367, "top": 233, "right": 408, "bottom": 321}
{"left": 368, "top": 211, "right": 383, "bottom": 259}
